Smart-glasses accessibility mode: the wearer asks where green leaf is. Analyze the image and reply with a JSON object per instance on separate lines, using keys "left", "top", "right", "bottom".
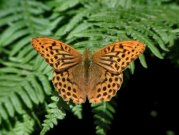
{"left": 145, "top": 39, "right": 163, "bottom": 59}
{"left": 70, "top": 104, "right": 83, "bottom": 119}
{"left": 53, "top": 0, "right": 79, "bottom": 12}
{"left": 28, "top": 75, "right": 45, "bottom": 103}
{"left": 4, "top": 98, "right": 14, "bottom": 117}
{"left": 10, "top": 93, "right": 23, "bottom": 114}
{"left": 10, "top": 36, "right": 31, "bottom": 56}
{"left": 128, "top": 62, "right": 135, "bottom": 74}
{"left": 139, "top": 54, "right": 148, "bottom": 68}
{"left": 37, "top": 74, "right": 52, "bottom": 95}
{"left": 17, "top": 87, "right": 33, "bottom": 109}
{"left": 2, "top": 29, "right": 29, "bottom": 47}
{"left": 0, "top": 103, "right": 8, "bottom": 120}
{"left": 23, "top": 81, "right": 39, "bottom": 105}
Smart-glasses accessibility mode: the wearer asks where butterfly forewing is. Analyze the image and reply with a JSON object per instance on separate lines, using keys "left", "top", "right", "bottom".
{"left": 92, "top": 41, "right": 145, "bottom": 74}
{"left": 32, "top": 37, "right": 82, "bottom": 71}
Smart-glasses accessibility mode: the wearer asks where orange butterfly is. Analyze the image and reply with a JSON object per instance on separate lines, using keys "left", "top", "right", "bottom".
{"left": 32, "top": 37, "right": 145, "bottom": 104}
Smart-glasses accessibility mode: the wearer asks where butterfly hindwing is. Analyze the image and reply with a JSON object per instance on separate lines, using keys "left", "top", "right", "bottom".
{"left": 88, "top": 64, "right": 123, "bottom": 103}
{"left": 53, "top": 69, "right": 86, "bottom": 104}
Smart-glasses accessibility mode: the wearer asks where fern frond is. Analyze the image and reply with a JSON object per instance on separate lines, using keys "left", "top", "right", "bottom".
{"left": 70, "top": 104, "right": 83, "bottom": 119}
{"left": 91, "top": 101, "right": 116, "bottom": 135}
{"left": 0, "top": 114, "right": 35, "bottom": 135}
{"left": 40, "top": 96, "right": 66, "bottom": 135}
{"left": 12, "top": 114, "right": 35, "bottom": 135}
{"left": 0, "top": 0, "right": 51, "bottom": 63}
{"left": 0, "top": 66, "right": 51, "bottom": 122}
{"left": 50, "top": 1, "right": 179, "bottom": 64}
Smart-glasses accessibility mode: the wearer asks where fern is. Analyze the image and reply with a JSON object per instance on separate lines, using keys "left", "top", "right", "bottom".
{"left": 0, "top": 66, "right": 51, "bottom": 121}
{"left": 11, "top": 114, "right": 35, "bottom": 135}
{"left": 0, "top": 0, "right": 179, "bottom": 134}
{"left": 91, "top": 101, "right": 116, "bottom": 135}
{"left": 40, "top": 96, "right": 66, "bottom": 135}
{"left": 47, "top": 0, "right": 179, "bottom": 65}
{"left": 69, "top": 104, "right": 83, "bottom": 119}
{"left": 0, "top": 0, "right": 52, "bottom": 133}
{"left": 0, "top": 113, "right": 35, "bottom": 135}
{"left": 40, "top": 95, "right": 82, "bottom": 135}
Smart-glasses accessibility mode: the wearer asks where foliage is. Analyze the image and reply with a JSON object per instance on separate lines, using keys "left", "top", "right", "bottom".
{"left": 91, "top": 101, "right": 117, "bottom": 135}
{"left": 40, "top": 96, "right": 66, "bottom": 135}
{"left": 0, "top": 113, "right": 35, "bottom": 135}
{"left": 0, "top": 0, "right": 179, "bottom": 134}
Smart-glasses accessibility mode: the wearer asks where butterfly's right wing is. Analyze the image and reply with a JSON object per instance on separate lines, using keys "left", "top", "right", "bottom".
{"left": 32, "top": 37, "right": 82, "bottom": 71}
{"left": 88, "top": 41, "right": 145, "bottom": 104}
{"left": 92, "top": 41, "right": 145, "bottom": 74}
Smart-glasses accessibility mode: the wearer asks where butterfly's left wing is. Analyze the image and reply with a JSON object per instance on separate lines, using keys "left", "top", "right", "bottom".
{"left": 88, "top": 41, "right": 145, "bottom": 104}
{"left": 92, "top": 41, "right": 145, "bottom": 74}
{"left": 32, "top": 37, "right": 85, "bottom": 104}
{"left": 32, "top": 37, "right": 82, "bottom": 71}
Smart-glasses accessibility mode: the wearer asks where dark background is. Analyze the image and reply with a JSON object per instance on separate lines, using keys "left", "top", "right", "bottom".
{"left": 48, "top": 55, "right": 178, "bottom": 135}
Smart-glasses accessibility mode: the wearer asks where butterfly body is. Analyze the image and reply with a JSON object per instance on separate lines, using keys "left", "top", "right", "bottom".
{"left": 32, "top": 37, "right": 145, "bottom": 104}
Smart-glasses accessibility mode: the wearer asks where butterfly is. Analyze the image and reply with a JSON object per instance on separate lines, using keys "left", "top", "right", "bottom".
{"left": 32, "top": 37, "right": 145, "bottom": 104}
